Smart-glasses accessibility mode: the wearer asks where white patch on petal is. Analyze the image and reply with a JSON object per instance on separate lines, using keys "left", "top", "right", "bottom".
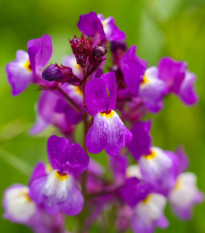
{"left": 62, "top": 55, "right": 82, "bottom": 77}
{"left": 43, "top": 170, "right": 73, "bottom": 202}
{"left": 97, "top": 110, "right": 125, "bottom": 144}
{"left": 4, "top": 186, "right": 36, "bottom": 222}
{"left": 139, "top": 147, "right": 172, "bottom": 179}
{"left": 126, "top": 165, "right": 142, "bottom": 179}
{"left": 169, "top": 172, "right": 198, "bottom": 207}
{"left": 62, "top": 84, "right": 83, "bottom": 105}
{"left": 136, "top": 194, "right": 167, "bottom": 225}
{"left": 98, "top": 15, "right": 111, "bottom": 38}
{"left": 140, "top": 67, "right": 159, "bottom": 89}
{"left": 12, "top": 51, "right": 32, "bottom": 74}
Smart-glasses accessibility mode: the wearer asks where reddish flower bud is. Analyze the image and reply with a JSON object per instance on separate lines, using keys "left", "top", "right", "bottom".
{"left": 42, "top": 64, "right": 80, "bottom": 85}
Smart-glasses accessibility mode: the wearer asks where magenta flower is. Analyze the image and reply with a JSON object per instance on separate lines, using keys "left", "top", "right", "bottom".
{"left": 120, "top": 46, "right": 166, "bottom": 113}
{"left": 119, "top": 178, "right": 168, "bottom": 233}
{"left": 168, "top": 172, "right": 203, "bottom": 220}
{"left": 78, "top": 12, "right": 126, "bottom": 43}
{"left": 29, "top": 135, "right": 89, "bottom": 215}
{"left": 158, "top": 57, "right": 198, "bottom": 105}
{"left": 31, "top": 83, "right": 83, "bottom": 135}
{"left": 2, "top": 184, "right": 66, "bottom": 233}
{"left": 6, "top": 34, "right": 53, "bottom": 96}
{"left": 85, "top": 72, "right": 132, "bottom": 156}
{"left": 120, "top": 45, "right": 147, "bottom": 96}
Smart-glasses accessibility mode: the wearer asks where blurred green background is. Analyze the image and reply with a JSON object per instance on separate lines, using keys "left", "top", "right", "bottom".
{"left": 0, "top": 0, "right": 205, "bottom": 232}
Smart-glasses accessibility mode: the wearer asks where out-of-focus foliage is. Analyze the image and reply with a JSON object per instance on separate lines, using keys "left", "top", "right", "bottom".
{"left": 0, "top": 0, "right": 205, "bottom": 232}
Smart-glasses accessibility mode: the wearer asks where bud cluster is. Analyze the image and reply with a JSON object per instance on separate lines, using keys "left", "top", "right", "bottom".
{"left": 70, "top": 34, "right": 107, "bottom": 68}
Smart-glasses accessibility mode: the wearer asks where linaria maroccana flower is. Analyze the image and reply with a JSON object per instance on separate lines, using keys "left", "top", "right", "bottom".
{"left": 128, "top": 121, "right": 190, "bottom": 194}
{"left": 168, "top": 172, "right": 203, "bottom": 220}
{"left": 120, "top": 45, "right": 166, "bottom": 113}
{"left": 158, "top": 57, "right": 198, "bottom": 105}
{"left": 2, "top": 183, "right": 66, "bottom": 233}
{"left": 119, "top": 177, "right": 168, "bottom": 233}
{"left": 85, "top": 72, "right": 132, "bottom": 156}
{"left": 29, "top": 135, "right": 89, "bottom": 215}
{"left": 6, "top": 34, "right": 53, "bottom": 96}
{"left": 31, "top": 83, "right": 83, "bottom": 135}
{"left": 77, "top": 12, "right": 126, "bottom": 44}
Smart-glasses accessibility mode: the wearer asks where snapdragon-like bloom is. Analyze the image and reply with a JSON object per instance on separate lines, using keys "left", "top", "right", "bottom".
{"left": 158, "top": 57, "right": 198, "bottom": 105}
{"left": 131, "top": 193, "right": 168, "bottom": 233}
{"left": 139, "top": 67, "right": 166, "bottom": 113}
{"left": 139, "top": 147, "right": 176, "bottom": 194}
{"left": 6, "top": 34, "right": 53, "bottom": 96}
{"left": 120, "top": 46, "right": 166, "bottom": 113}
{"left": 3, "top": 184, "right": 66, "bottom": 233}
{"left": 3, "top": 184, "right": 37, "bottom": 224}
{"left": 119, "top": 178, "right": 168, "bottom": 233}
{"left": 31, "top": 83, "right": 83, "bottom": 135}
{"left": 78, "top": 12, "right": 126, "bottom": 43}
{"left": 85, "top": 72, "right": 132, "bottom": 156}
{"left": 169, "top": 172, "right": 203, "bottom": 220}
{"left": 128, "top": 122, "right": 191, "bottom": 194}
{"left": 29, "top": 135, "right": 89, "bottom": 215}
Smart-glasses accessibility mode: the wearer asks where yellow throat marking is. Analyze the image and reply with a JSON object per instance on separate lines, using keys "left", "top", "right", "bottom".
{"left": 144, "top": 150, "right": 156, "bottom": 160}
{"left": 75, "top": 86, "right": 83, "bottom": 95}
{"left": 54, "top": 171, "right": 68, "bottom": 181}
{"left": 142, "top": 194, "right": 151, "bottom": 204}
{"left": 24, "top": 60, "right": 32, "bottom": 72}
{"left": 141, "top": 73, "right": 149, "bottom": 86}
{"left": 100, "top": 110, "right": 114, "bottom": 118}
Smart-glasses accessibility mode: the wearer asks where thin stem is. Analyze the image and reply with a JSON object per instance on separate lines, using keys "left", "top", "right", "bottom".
{"left": 56, "top": 85, "right": 81, "bottom": 112}
{"left": 78, "top": 71, "right": 90, "bottom": 233}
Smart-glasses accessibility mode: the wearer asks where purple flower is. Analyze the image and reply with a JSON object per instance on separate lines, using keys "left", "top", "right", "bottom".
{"left": 77, "top": 12, "right": 125, "bottom": 43}
{"left": 6, "top": 34, "right": 53, "bottom": 96}
{"left": 179, "top": 71, "right": 198, "bottom": 105}
{"left": 31, "top": 84, "right": 83, "bottom": 135}
{"left": 2, "top": 183, "right": 66, "bottom": 233}
{"left": 128, "top": 121, "right": 152, "bottom": 160}
{"left": 131, "top": 193, "right": 168, "bottom": 233}
{"left": 138, "top": 147, "right": 176, "bottom": 194}
{"left": 119, "top": 177, "right": 150, "bottom": 207}
{"left": 3, "top": 184, "right": 37, "bottom": 224}
{"left": 97, "top": 14, "right": 126, "bottom": 41}
{"left": 120, "top": 45, "right": 147, "bottom": 96}
{"left": 139, "top": 67, "right": 166, "bottom": 113}
{"left": 168, "top": 172, "right": 203, "bottom": 220}
{"left": 85, "top": 72, "right": 132, "bottom": 156}
{"left": 128, "top": 122, "right": 189, "bottom": 194}
{"left": 158, "top": 57, "right": 198, "bottom": 105}
{"left": 30, "top": 90, "right": 74, "bottom": 135}
{"left": 119, "top": 178, "right": 168, "bottom": 233}
{"left": 29, "top": 135, "right": 89, "bottom": 215}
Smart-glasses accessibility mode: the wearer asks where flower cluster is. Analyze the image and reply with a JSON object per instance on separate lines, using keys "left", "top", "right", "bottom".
{"left": 3, "top": 11, "right": 203, "bottom": 233}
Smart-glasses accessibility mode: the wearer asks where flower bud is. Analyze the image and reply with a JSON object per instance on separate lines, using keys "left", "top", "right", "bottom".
{"left": 110, "top": 41, "right": 127, "bottom": 65}
{"left": 110, "top": 40, "right": 127, "bottom": 53}
{"left": 94, "top": 46, "right": 107, "bottom": 60}
{"left": 42, "top": 64, "right": 76, "bottom": 84}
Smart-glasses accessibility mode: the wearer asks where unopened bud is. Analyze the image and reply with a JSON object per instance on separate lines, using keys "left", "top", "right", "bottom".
{"left": 42, "top": 64, "right": 73, "bottom": 83}
{"left": 94, "top": 46, "right": 107, "bottom": 60}
{"left": 110, "top": 41, "right": 127, "bottom": 53}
